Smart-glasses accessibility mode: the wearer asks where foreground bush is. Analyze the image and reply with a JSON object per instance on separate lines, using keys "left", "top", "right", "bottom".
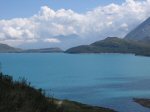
{"left": 0, "top": 73, "right": 57, "bottom": 112}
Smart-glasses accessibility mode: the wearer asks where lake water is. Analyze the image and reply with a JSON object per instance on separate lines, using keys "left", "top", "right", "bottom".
{"left": 0, "top": 53, "right": 150, "bottom": 112}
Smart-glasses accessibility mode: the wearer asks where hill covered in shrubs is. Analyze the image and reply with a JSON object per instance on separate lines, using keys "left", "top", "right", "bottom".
{"left": 0, "top": 72, "right": 116, "bottom": 112}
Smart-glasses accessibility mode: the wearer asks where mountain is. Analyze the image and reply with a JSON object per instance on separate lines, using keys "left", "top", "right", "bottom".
{"left": 125, "top": 17, "right": 150, "bottom": 40}
{"left": 21, "top": 47, "right": 63, "bottom": 53}
{"left": 65, "top": 37, "right": 150, "bottom": 56}
{"left": 66, "top": 17, "right": 150, "bottom": 56}
{"left": 0, "top": 43, "right": 63, "bottom": 53}
{"left": 0, "top": 43, "right": 21, "bottom": 53}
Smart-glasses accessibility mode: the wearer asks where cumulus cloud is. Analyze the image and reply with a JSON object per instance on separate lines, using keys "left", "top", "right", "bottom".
{"left": 0, "top": 0, "right": 150, "bottom": 48}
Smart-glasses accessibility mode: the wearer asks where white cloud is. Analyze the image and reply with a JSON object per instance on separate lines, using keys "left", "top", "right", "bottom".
{"left": 43, "top": 38, "right": 60, "bottom": 43}
{"left": 0, "top": 0, "right": 150, "bottom": 48}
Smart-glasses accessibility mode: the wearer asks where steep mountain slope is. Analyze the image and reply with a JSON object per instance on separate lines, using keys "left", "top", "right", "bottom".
{"left": 125, "top": 17, "right": 150, "bottom": 40}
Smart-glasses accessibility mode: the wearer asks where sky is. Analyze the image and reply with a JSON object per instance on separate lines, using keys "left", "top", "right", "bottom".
{"left": 0, "top": 0, "right": 124, "bottom": 19}
{"left": 0, "top": 0, "right": 150, "bottom": 49}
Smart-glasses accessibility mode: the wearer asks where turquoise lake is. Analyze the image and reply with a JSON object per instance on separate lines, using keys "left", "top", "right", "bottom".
{"left": 0, "top": 53, "right": 150, "bottom": 112}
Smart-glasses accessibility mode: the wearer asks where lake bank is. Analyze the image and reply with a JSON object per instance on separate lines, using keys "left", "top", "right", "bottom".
{"left": 134, "top": 98, "right": 150, "bottom": 109}
{"left": 52, "top": 98, "right": 116, "bottom": 112}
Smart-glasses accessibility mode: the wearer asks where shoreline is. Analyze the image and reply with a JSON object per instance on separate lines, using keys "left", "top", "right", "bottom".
{"left": 134, "top": 98, "right": 150, "bottom": 109}
{"left": 51, "top": 98, "right": 117, "bottom": 112}
{"left": 0, "top": 52, "right": 150, "bottom": 57}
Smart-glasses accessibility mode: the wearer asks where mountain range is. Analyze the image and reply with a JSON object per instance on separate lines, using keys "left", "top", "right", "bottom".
{"left": 1, "top": 17, "right": 150, "bottom": 55}
{"left": 21, "top": 47, "right": 63, "bottom": 53}
{"left": 66, "top": 17, "right": 150, "bottom": 56}
{"left": 0, "top": 44, "right": 63, "bottom": 53}
{"left": 65, "top": 37, "right": 150, "bottom": 56}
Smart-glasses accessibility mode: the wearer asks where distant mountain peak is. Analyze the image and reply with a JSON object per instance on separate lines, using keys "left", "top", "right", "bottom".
{"left": 0, "top": 43, "right": 21, "bottom": 53}
{"left": 125, "top": 17, "right": 150, "bottom": 40}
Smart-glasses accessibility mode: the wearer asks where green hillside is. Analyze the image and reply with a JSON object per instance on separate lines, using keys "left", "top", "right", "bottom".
{"left": 0, "top": 73, "right": 116, "bottom": 112}
{"left": 66, "top": 37, "right": 150, "bottom": 56}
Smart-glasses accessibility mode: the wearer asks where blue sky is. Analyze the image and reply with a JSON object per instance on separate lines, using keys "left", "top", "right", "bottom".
{"left": 0, "top": 0, "right": 150, "bottom": 49}
{"left": 0, "top": 0, "right": 124, "bottom": 19}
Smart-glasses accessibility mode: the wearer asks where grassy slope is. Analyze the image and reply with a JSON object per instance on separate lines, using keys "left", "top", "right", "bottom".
{"left": 0, "top": 73, "right": 116, "bottom": 112}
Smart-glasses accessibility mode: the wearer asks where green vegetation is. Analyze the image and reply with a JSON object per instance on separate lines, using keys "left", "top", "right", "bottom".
{"left": 0, "top": 72, "right": 57, "bottom": 112}
{"left": 66, "top": 37, "right": 150, "bottom": 56}
{"left": 0, "top": 72, "right": 116, "bottom": 112}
